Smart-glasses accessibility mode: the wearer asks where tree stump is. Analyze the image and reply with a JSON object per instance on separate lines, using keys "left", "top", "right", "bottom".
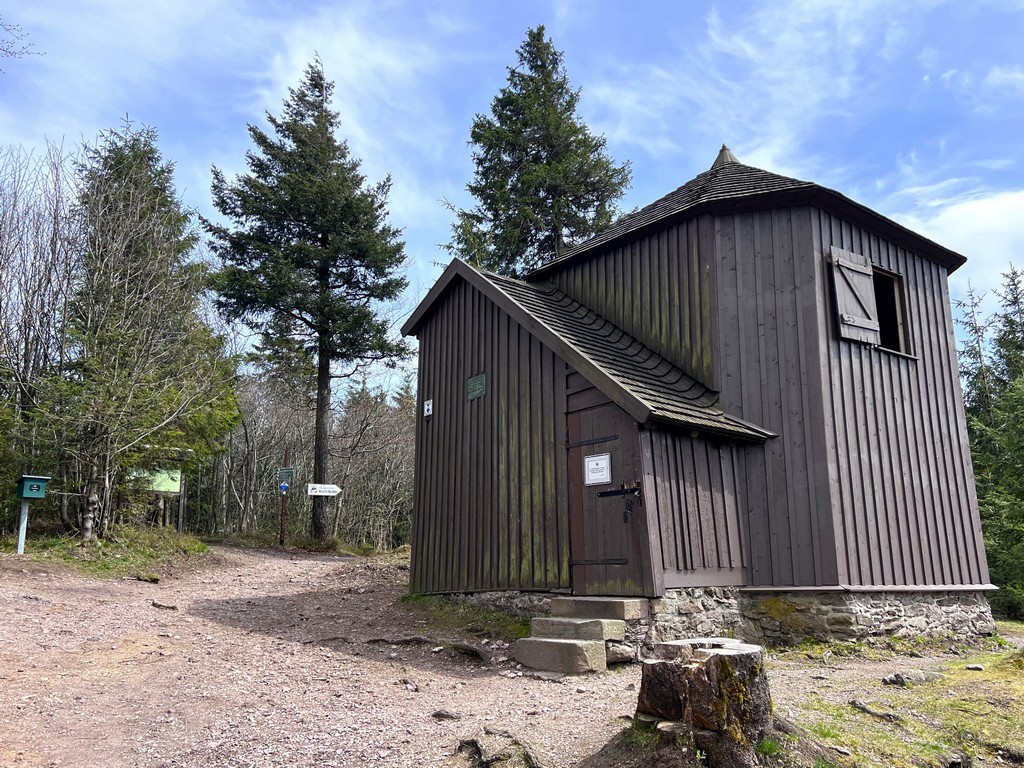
{"left": 635, "top": 638, "right": 772, "bottom": 768}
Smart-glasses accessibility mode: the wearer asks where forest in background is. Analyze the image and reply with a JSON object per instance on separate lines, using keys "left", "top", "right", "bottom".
{"left": 0, "top": 129, "right": 416, "bottom": 553}
{"left": 1, "top": 25, "right": 1023, "bottom": 620}
{"left": 958, "top": 272, "right": 1024, "bottom": 618}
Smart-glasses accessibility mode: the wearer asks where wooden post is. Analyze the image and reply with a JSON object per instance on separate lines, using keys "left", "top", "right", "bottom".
{"left": 178, "top": 471, "right": 187, "bottom": 533}
{"left": 279, "top": 445, "right": 290, "bottom": 546}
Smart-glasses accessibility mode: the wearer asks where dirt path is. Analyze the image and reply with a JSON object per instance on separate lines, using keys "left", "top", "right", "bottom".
{"left": 0, "top": 546, "right": 644, "bottom": 767}
{"left": 0, "top": 546, "right": 1015, "bottom": 767}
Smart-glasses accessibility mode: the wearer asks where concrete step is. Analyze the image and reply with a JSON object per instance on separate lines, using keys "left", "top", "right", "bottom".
{"left": 513, "top": 637, "right": 607, "bottom": 674}
{"left": 531, "top": 616, "right": 625, "bottom": 642}
{"left": 549, "top": 596, "right": 649, "bottom": 621}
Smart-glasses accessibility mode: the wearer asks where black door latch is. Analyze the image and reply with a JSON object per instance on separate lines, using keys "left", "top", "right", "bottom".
{"left": 596, "top": 482, "right": 642, "bottom": 523}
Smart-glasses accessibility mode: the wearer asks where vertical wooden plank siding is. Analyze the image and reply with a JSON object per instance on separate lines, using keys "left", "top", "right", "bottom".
{"left": 548, "top": 220, "right": 717, "bottom": 387}
{"left": 641, "top": 428, "right": 746, "bottom": 587}
{"left": 711, "top": 207, "right": 837, "bottom": 587}
{"left": 811, "top": 207, "right": 988, "bottom": 587}
{"left": 409, "top": 280, "right": 571, "bottom": 593}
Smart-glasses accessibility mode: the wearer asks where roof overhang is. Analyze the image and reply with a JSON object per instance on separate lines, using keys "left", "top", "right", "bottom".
{"left": 402, "top": 259, "right": 770, "bottom": 442}
{"left": 529, "top": 186, "right": 967, "bottom": 281}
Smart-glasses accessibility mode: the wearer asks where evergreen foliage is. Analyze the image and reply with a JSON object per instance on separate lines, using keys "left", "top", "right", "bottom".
{"left": 60, "top": 126, "right": 237, "bottom": 539}
{"left": 958, "top": 268, "right": 1024, "bottom": 618}
{"left": 205, "top": 59, "right": 408, "bottom": 539}
{"left": 0, "top": 126, "right": 238, "bottom": 541}
{"left": 446, "top": 25, "right": 631, "bottom": 276}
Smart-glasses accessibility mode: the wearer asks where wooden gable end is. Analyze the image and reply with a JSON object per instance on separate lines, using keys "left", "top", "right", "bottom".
{"left": 544, "top": 216, "right": 718, "bottom": 388}
{"left": 409, "top": 278, "right": 570, "bottom": 594}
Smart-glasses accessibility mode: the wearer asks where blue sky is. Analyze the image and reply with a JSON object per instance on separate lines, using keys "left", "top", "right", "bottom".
{"left": 3, "top": 0, "right": 1024, "bottom": 330}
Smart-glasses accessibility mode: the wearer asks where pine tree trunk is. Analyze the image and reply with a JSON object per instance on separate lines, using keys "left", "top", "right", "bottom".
{"left": 311, "top": 334, "right": 331, "bottom": 539}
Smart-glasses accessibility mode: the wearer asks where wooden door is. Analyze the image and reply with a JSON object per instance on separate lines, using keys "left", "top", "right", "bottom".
{"left": 567, "top": 404, "right": 651, "bottom": 596}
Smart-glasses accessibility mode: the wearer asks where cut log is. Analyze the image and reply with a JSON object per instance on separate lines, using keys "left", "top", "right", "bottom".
{"left": 635, "top": 638, "right": 772, "bottom": 768}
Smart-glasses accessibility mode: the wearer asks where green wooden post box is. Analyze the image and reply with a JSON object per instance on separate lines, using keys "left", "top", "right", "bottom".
{"left": 16, "top": 475, "right": 51, "bottom": 499}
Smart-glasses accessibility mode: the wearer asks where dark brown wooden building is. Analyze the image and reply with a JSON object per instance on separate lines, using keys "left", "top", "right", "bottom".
{"left": 402, "top": 147, "right": 991, "bottom": 600}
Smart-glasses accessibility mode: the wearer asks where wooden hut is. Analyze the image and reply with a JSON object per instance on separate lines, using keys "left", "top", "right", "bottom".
{"left": 401, "top": 147, "right": 993, "bottom": 640}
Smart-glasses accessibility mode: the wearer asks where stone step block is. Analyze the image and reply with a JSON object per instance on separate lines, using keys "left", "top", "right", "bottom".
{"left": 513, "top": 637, "right": 607, "bottom": 674}
{"left": 550, "top": 596, "right": 649, "bottom": 621}
{"left": 531, "top": 617, "right": 626, "bottom": 642}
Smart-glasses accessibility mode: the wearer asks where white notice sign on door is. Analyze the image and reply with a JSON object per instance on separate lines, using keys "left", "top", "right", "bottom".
{"left": 584, "top": 453, "right": 611, "bottom": 486}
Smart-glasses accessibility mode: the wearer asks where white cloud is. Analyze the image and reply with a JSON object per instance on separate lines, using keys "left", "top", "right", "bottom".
{"left": 984, "top": 65, "right": 1024, "bottom": 91}
{"left": 898, "top": 190, "right": 1024, "bottom": 315}
{"left": 258, "top": 4, "right": 443, "bottom": 171}
{"left": 585, "top": 0, "right": 915, "bottom": 173}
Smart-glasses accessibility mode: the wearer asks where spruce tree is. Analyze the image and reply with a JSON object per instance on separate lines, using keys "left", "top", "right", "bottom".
{"left": 205, "top": 60, "right": 408, "bottom": 540}
{"left": 958, "top": 268, "right": 1024, "bottom": 617}
{"left": 36, "top": 124, "right": 238, "bottom": 541}
{"left": 447, "top": 25, "right": 631, "bottom": 276}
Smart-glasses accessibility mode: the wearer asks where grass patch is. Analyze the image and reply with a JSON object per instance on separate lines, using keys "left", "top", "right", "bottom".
{"left": 808, "top": 722, "right": 841, "bottom": 740}
{"left": 400, "top": 593, "right": 531, "bottom": 643}
{"left": 623, "top": 722, "right": 658, "bottom": 749}
{"left": 1, "top": 525, "right": 207, "bottom": 579}
{"left": 775, "top": 637, "right": 892, "bottom": 663}
{"left": 996, "top": 619, "right": 1024, "bottom": 640}
{"left": 791, "top": 647, "right": 1024, "bottom": 767}
{"left": 775, "top": 629, "right": 1010, "bottom": 665}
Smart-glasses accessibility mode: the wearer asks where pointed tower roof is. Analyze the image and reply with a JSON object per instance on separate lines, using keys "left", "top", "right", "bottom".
{"left": 528, "top": 146, "right": 966, "bottom": 277}
{"left": 711, "top": 144, "right": 739, "bottom": 168}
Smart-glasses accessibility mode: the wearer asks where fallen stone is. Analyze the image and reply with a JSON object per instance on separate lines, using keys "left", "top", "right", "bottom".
{"left": 965, "top": 664, "right": 985, "bottom": 671}
{"left": 431, "top": 709, "right": 461, "bottom": 720}
{"left": 882, "top": 669, "right": 943, "bottom": 687}
{"left": 398, "top": 677, "right": 419, "bottom": 692}
{"left": 606, "top": 640, "right": 635, "bottom": 665}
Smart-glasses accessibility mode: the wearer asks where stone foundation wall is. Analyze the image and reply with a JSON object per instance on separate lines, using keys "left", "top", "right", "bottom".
{"left": 739, "top": 590, "right": 996, "bottom": 644}
{"left": 647, "top": 588, "right": 996, "bottom": 648}
{"left": 454, "top": 591, "right": 552, "bottom": 617}
{"left": 452, "top": 587, "right": 996, "bottom": 652}
{"left": 647, "top": 587, "right": 747, "bottom": 647}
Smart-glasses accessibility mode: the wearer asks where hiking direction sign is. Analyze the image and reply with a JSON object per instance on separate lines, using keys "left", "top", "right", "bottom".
{"left": 277, "top": 467, "right": 294, "bottom": 495}
{"left": 307, "top": 483, "right": 341, "bottom": 497}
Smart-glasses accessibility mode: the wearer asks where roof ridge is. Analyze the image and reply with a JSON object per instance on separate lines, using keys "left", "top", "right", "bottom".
{"left": 532, "top": 160, "right": 814, "bottom": 273}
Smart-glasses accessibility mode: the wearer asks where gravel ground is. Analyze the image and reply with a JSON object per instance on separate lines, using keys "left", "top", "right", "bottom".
{"left": 0, "top": 546, "right": 644, "bottom": 767}
{"left": 1, "top": 545, "right": 1016, "bottom": 767}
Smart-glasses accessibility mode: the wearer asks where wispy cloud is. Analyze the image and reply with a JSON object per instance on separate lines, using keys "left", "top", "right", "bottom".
{"left": 899, "top": 190, "right": 1024, "bottom": 315}
{"left": 984, "top": 65, "right": 1024, "bottom": 91}
{"left": 586, "top": 0, "right": 910, "bottom": 174}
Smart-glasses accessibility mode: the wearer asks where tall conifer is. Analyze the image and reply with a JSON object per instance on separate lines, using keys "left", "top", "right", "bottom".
{"left": 206, "top": 60, "right": 407, "bottom": 540}
{"left": 447, "top": 26, "right": 631, "bottom": 276}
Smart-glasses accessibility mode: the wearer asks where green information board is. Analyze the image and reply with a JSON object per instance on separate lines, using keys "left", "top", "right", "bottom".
{"left": 467, "top": 373, "right": 486, "bottom": 401}
{"left": 139, "top": 469, "right": 182, "bottom": 493}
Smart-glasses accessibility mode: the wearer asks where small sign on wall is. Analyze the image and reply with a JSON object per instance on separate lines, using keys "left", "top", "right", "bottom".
{"left": 467, "top": 373, "right": 486, "bottom": 401}
{"left": 424, "top": 399, "right": 433, "bottom": 417}
{"left": 584, "top": 453, "right": 611, "bottom": 486}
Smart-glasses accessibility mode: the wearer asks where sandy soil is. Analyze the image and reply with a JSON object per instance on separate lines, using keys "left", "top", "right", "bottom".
{"left": 0, "top": 545, "right": 1014, "bottom": 767}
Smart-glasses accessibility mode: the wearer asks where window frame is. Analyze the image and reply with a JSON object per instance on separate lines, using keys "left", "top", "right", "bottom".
{"left": 829, "top": 245, "right": 912, "bottom": 357}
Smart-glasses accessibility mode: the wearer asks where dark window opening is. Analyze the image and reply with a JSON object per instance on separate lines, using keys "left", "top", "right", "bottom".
{"left": 872, "top": 270, "right": 907, "bottom": 354}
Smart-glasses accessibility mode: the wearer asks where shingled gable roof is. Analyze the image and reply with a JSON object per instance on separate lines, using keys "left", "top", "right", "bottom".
{"left": 402, "top": 259, "right": 772, "bottom": 441}
{"left": 529, "top": 145, "right": 967, "bottom": 279}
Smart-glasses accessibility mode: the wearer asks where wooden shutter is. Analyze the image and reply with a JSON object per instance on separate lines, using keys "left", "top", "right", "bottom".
{"left": 830, "top": 246, "right": 880, "bottom": 345}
